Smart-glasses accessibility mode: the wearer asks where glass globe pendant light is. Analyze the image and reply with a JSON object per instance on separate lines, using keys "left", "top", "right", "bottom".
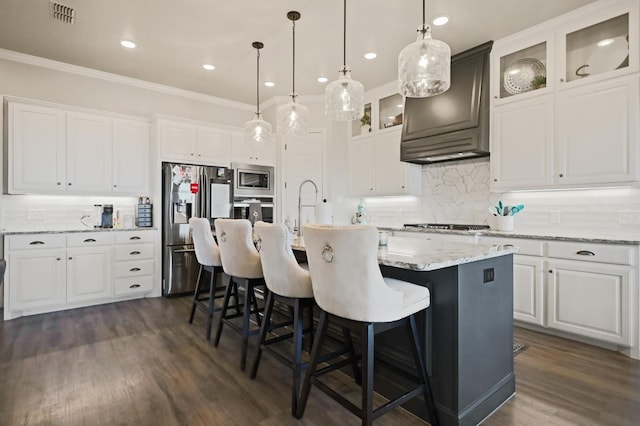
{"left": 277, "top": 11, "right": 309, "bottom": 135}
{"left": 398, "top": 0, "right": 451, "bottom": 97}
{"left": 325, "top": 0, "right": 364, "bottom": 121}
{"left": 244, "top": 41, "right": 273, "bottom": 143}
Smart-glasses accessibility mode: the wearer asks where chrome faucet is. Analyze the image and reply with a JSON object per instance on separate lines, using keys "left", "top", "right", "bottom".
{"left": 298, "top": 179, "right": 318, "bottom": 236}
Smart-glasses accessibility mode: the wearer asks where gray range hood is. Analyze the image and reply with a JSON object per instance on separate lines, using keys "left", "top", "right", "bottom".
{"left": 401, "top": 41, "right": 493, "bottom": 164}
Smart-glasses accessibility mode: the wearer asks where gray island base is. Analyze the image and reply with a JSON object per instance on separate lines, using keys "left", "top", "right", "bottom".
{"left": 293, "top": 236, "right": 516, "bottom": 425}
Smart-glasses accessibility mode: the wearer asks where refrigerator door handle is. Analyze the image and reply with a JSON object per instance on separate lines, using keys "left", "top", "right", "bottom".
{"left": 174, "top": 248, "right": 196, "bottom": 253}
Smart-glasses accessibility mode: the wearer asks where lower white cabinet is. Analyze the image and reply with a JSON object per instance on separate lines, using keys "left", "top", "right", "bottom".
{"left": 4, "top": 230, "right": 156, "bottom": 319}
{"left": 513, "top": 255, "right": 546, "bottom": 326}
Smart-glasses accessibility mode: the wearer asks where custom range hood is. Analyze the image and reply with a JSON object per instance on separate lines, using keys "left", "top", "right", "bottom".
{"left": 401, "top": 41, "right": 493, "bottom": 164}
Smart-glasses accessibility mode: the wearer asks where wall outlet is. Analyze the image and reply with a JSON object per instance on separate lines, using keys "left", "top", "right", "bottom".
{"left": 619, "top": 211, "right": 640, "bottom": 225}
{"left": 27, "top": 209, "right": 46, "bottom": 221}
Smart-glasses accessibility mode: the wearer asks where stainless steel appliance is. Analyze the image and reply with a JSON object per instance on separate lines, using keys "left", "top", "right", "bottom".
{"left": 162, "top": 162, "right": 233, "bottom": 296}
{"left": 233, "top": 198, "right": 274, "bottom": 224}
{"left": 403, "top": 223, "right": 490, "bottom": 231}
{"left": 232, "top": 162, "right": 274, "bottom": 198}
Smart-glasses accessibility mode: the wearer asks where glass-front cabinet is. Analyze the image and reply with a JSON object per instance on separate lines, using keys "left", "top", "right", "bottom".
{"left": 377, "top": 93, "right": 404, "bottom": 130}
{"left": 497, "top": 42, "right": 548, "bottom": 100}
{"left": 351, "top": 102, "right": 372, "bottom": 138}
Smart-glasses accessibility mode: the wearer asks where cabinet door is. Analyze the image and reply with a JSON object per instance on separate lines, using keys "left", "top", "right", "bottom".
{"left": 230, "top": 131, "right": 255, "bottom": 164}
{"left": 349, "top": 136, "right": 374, "bottom": 196}
{"left": 547, "top": 259, "right": 632, "bottom": 346}
{"left": 196, "top": 127, "right": 231, "bottom": 166}
{"left": 66, "top": 112, "right": 112, "bottom": 192}
{"left": 252, "top": 136, "right": 276, "bottom": 166}
{"left": 159, "top": 120, "right": 197, "bottom": 161}
{"left": 113, "top": 119, "right": 150, "bottom": 194}
{"left": 9, "top": 102, "right": 66, "bottom": 193}
{"left": 491, "top": 96, "right": 555, "bottom": 189}
{"left": 555, "top": 75, "right": 638, "bottom": 185}
{"left": 374, "top": 131, "right": 406, "bottom": 195}
{"left": 9, "top": 249, "right": 66, "bottom": 310}
{"left": 66, "top": 246, "right": 113, "bottom": 303}
{"left": 513, "top": 255, "right": 545, "bottom": 326}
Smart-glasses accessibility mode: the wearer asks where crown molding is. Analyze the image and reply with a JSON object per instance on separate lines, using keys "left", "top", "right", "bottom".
{"left": 0, "top": 48, "right": 255, "bottom": 111}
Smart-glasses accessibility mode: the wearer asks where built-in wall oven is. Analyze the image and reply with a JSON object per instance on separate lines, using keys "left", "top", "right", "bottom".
{"left": 233, "top": 199, "right": 274, "bottom": 224}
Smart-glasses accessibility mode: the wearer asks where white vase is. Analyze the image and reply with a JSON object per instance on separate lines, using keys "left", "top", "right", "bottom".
{"left": 489, "top": 215, "right": 514, "bottom": 231}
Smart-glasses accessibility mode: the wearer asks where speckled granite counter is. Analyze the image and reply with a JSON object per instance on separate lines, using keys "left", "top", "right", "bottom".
{"left": 380, "top": 226, "right": 640, "bottom": 245}
{"left": 2, "top": 227, "right": 157, "bottom": 235}
{"left": 292, "top": 235, "right": 516, "bottom": 271}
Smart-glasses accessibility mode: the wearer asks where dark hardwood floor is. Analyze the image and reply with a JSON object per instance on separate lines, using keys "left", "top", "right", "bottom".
{"left": 1, "top": 297, "right": 639, "bottom": 425}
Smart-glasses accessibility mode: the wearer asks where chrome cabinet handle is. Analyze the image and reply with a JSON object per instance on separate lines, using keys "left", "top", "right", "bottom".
{"left": 29, "top": 241, "right": 45, "bottom": 245}
{"left": 576, "top": 250, "right": 595, "bottom": 256}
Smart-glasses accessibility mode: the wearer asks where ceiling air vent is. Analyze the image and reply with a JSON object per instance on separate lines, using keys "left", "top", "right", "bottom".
{"left": 50, "top": 1, "right": 75, "bottom": 24}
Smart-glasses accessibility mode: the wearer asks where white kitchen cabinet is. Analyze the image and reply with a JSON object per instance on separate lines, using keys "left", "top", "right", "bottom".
{"left": 513, "top": 255, "right": 546, "bottom": 326}
{"left": 555, "top": 75, "right": 638, "bottom": 186}
{"left": 8, "top": 99, "right": 150, "bottom": 196}
{"left": 113, "top": 230, "right": 155, "bottom": 296}
{"left": 66, "top": 246, "right": 113, "bottom": 303}
{"left": 158, "top": 118, "right": 235, "bottom": 166}
{"left": 66, "top": 111, "right": 112, "bottom": 192}
{"left": 8, "top": 102, "right": 66, "bottom": 193}
{"left": 349, "top": 129, "right": 421, "bottom": 197}
{"left": 112, "top": 118, "right": 150, "bottom": 194}
{"left": 547, "top": 259, "right": 632, "bottom": 346}
{"left": 9, "top": 248, "right": 67, "bottom": 311}
{"left": 230, "top": 131, "right": 276, "bottom": 166}
{"left": 491, "top": 96, "right": 555, "bottom": 189}
{"left": 490, "top": 0, "right": 640, "bottom": 190}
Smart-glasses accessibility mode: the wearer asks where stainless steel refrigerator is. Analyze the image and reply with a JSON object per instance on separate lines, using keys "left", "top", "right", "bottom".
{"left": 162, "top": 162, "right": 233, "bottom": 296}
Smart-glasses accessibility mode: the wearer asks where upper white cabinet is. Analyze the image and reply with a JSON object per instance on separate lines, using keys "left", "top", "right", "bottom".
{"left": 230, "top": 131, "right": 276, "bottom": 166}
{"left": 348, "top": 82, "right": 421, "bottom": 197}
{"left": 490, "top": 0, "right": 640, "bottom": 190}
{"left": 158, "top": 119, "right": 232, "bottom": 166}
{"left": 8, "top": 99, "right": 151, "bottom": 196}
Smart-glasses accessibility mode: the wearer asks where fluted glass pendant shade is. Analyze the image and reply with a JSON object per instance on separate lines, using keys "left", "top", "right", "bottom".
{"left": 244, "top": 41, "right": 273, "bottom": 143}
{"left": 277, "top": 97, "right": 309, "bottom": 135}
{"left": 278, "top": 11, "right": 308, "bottom": 135}
{"left": 398, "top": 0, "right": 451, "bottom": 98}
{"left": 325, "top": 0, "right": 364, "bottom": 121}
{"left": 244, "top": 113, "right": 273, "bottom": 143}
{"left": 325, "top": 68, "right": 364, "bottom": 121}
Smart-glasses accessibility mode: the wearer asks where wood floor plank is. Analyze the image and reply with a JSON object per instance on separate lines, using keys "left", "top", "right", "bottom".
{"left": 1, "top": 298, "right": 639, "bottom": 425}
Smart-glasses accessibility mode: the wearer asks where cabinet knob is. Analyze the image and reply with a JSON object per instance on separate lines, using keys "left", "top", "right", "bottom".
{"left": 190, "top": 153, "right": 194, "bottom": 156}
{"left": 68, "top": 182, "right": 72, "bottom": 186}
{"left": 370, "top": 188, "right": 373, "bottom": 191}
{"left": 560, "top": 78, "right": 565, "bottom": 82}
{"left": 401, "top": 185, "right": 405, "bottom": 189}
{"left": 548, "top": 270, "right": 553, "bottom": 273}
{"left": 57, "top": 182, "right": 61, "bottom": 186}
{"left": 493, "top": 178, "right": 498, "bottom": 182}
{"left": 493, "top": 96, "right": 498, "bottom": 99}
{"left": 68, "top": 257, "right": 72, "bottom": 260}
{"left": 559, "top": 173, "right": 564, "bottom": 178}
{"left": 56, "top": 257, "right": 61, "bottom": 261}
{"left": 113, "top": 184, "right": 117, "bottom": 188}
{"left": 198, "top": 154, "right": 201, "bottom": 157}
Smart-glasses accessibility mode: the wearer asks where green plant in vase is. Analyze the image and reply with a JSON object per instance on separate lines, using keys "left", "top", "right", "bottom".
{"left": 360, "top": 113, "right": 371, "bottom": 133}
{"left": 531, "top": 75, "right": 546, "bottom": 90}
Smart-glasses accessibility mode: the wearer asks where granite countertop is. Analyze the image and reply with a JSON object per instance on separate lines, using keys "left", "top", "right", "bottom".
{"left": 292, "top": 236, "right": 516, "bottom": 272}
{"left": 381, "top": 226, "right": 640, "bottom": 245}
{"left": 2, "top": 227, "right": 157, "bottom": 235}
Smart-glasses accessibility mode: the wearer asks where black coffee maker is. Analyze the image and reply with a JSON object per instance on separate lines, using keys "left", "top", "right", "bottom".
{"left": 101, "top": 204, "right": 114, "bottom": 228}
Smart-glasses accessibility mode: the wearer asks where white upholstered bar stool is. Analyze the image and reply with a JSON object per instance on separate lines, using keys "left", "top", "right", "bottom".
{"left": 249, "top": 221, "right": 317, "bottom": 415}
{"left": 188, "top": 217, "right": 226, "bottom": 340}
{"left": 213, "top": 218, "right": 265, "bottom": 371}
{"left": 297, "top": 224, "right": 439, "bottom": 426}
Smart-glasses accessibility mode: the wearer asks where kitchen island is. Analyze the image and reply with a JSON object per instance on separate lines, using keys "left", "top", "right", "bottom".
{"left": 293, "top": 236, "right": 516, "bottom": 426}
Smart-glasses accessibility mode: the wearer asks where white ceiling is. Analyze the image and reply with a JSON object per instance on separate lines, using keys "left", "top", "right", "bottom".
{"left": 0, "top": 0, "right": 597, "bottom": 105}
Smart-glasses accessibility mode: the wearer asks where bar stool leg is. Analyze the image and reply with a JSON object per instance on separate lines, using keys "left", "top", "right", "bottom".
{"left": 292, "top": 298, "right": 304, "bottom": 416}
{"left": 407, "top": 314, "right": 439, "bottom": 426}
{"left": 205, "top": 267, "right": 218, "bottom": 341}
{"left": 361, "top": 323, "right": 374, "bottom": 426}
{"left": 240, "top": 279, "right": 252, "bottom": 371}
{"left": 214, "top": 274, "right": 234, "bottom": 347}
{"left": 342, "top": 327, "right": 362, "bottom": 385}
{"left": 189, "top": 265, "right": 204, "bottom": 324}
{"left": 250, "top": 285, "right": 262, "bottom": 326}
{"left": 295, "top": 310, "right": 329, "bottom": 419}
{"left": 249, "top": 290, "right": 275, "bottom": 379}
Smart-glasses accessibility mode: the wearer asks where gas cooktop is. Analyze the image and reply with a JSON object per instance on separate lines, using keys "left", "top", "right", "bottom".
{"left": 403, "top": 223, "right": 491, "bottom": 231}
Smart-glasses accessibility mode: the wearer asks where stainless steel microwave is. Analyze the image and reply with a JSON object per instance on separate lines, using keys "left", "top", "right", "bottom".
{"left": 232, "top": 163, "right": 274, "bottom": 198}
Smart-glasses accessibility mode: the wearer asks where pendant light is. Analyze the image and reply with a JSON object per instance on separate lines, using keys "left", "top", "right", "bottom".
{"left": 244, "top": 41, "right": 273, "bottom": 143}
{"left": 325, "top": 0, "right": 364, "bottom": 121}
{"left": 277, "top": 11, "right": 309, "bottom": 135}
{"left": 398, "top": 0, "right": 451, "bottom": 97}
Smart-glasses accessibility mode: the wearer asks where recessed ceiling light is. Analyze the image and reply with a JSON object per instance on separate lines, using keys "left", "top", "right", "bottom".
{"left": 364, "top": 52, "right": 377, "bottom": 60}
{"left": 317, "top": 77, "right": 328, "bottom": 83}
{"left": 202, "top": 64, "right": 215, "bottom": 71}
{"left": 596, "top": 38, "right": 615, "bottom": 47}
{"left": 120, "top": 40, "right": 137, "bottom": 49}
{"left": 264, "top": 81, "right": 275, "bottom": 87}
{"left": 432, "top": 16, "right": 449, "bottom": 26}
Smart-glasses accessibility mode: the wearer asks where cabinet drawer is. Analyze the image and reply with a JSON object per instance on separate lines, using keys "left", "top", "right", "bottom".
{"left": 67, "top": 232, "right": 114, "bottom": 247}
{"left": 114, "top": 275, "right": 154, "bottom": 296}
{"left": 8, "top": 234, "right": 66, "bottom": 250}
{"left": 115, "top": 243, "right": 154, "bottom": 261}
{"left": 115, "top": 231, "right": 155, "bottom": 244}
{"left": 547, "top": 241, "right": 636, "bottom": 265}
{"left": 115, "top": 259, "right": 155, "bottom": 278}
{"left": 480, "top": 236, "right": 544, "bottom": 257}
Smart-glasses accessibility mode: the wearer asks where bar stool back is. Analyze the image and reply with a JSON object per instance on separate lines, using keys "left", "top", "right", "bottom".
{"left": 249, "top": 221, "right": 318, "bottom": 415}
{"left": 298, "top": 224, "right": 439, "bottom": 426}
{"left": 213, "top": 218, "right": 265, "bottom": 371}
{"left": 188, "top": 217, "right": 225, "bottom": 340}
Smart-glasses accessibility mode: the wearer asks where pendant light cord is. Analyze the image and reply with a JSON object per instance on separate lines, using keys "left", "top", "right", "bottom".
{"left": 420, "top": 0, "right": 428, "bottom": 37}
{"left": 292, "top": 18, "right": 296, "bottom": 98}
{"left": 342, "top": 0, "right": 347, "bottom": 75}
{"left": 256, "top": 47, "right": 260, "bottom": 115}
